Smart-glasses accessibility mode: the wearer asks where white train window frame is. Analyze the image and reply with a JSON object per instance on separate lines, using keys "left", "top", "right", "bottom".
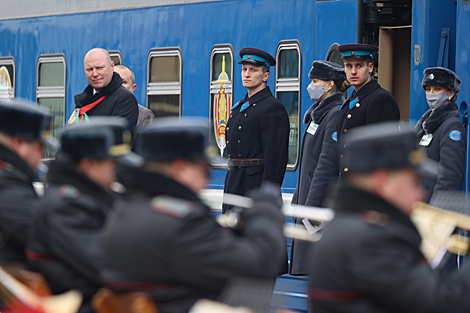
{"left": 36, "top": 54, "right": 66, "bottom": 157}
{"left": 146, "top": 48, "right": 182, "bottom": 117}
{"left": 0, "top": 57, "right": 16, "bottom": 101}
{"left": 275, "top": 40, "right": 302, "bottom": 171}
{"left": 108, "top": 50, "right": 122, "bottom": 66}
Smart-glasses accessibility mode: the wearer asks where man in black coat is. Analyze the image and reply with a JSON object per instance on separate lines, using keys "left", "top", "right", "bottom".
{"left": 309, "top": 122, "right": 470, "bottom": 313}
{"left": 26, "top": 117, "right": 139, "bottom": 313}
{"left": 102, "top": 118, "right": 286, "bottom": 313}
{"left": 223, "top": 47, "right": 289, "bottom": 212}
{"left": 336, "top": 44, "right": 400, "bottom": 175}
{"left": 415, "top": 67, "right": 466, "bottom": 202}
{"left": 0, "top": 100, "right": 56, "bottom": 270}
{"left": 72, "top": 48, "right": 139, "bottom": 139}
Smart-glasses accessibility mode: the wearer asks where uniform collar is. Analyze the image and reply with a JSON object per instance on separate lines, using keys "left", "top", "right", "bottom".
{"left": 305, "top": 93, "right": 344, "bottom": 124}
{"left": 232, "top": 86, "right": 273, "bottom": 112}
{"left": 47, "top": 160, "right": 114, "bottom": 207}
{"left": 116, "top": 167, "right": 204, "bottom": 206}
{"left": 329, "top": 181, "right": 420, "bottom": 237}
{"left": 415, "top": 102, "right": 460, "bottom": 135}
{"left": 0, "top": 142, "right": 38, "bottom": 181}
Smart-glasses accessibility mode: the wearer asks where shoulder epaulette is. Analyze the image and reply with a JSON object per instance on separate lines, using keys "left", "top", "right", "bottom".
{"left": 57, "top": 184, "right": 81, "bottom": 199}
{"left": 149, "top": 195, "right": 194, "bottom": 218}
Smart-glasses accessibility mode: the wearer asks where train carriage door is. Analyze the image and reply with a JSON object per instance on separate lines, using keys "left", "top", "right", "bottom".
{"left": 377, "top": 25, "right": 412, "bottom": 123}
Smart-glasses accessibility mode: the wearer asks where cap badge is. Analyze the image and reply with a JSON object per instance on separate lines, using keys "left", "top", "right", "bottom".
{"left": 248, "top": 55, "right": 252, "bottom": 59}
{"left": 430, "top": 74, "right": 434, "bottom": 80}
{"left": 351, "top": 51, "right": 356, "bottom": 56}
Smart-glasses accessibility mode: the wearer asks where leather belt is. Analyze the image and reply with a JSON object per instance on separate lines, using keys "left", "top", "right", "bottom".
{"left": 227, "top": 158, "right": 264, "bottom": 167}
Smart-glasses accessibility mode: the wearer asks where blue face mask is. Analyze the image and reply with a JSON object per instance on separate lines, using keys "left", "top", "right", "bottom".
{"left": 426, "top": 93, "right": 449, "bottom": 110}
{"left": 307, "top": 82, "right": 328, "bottom": 102}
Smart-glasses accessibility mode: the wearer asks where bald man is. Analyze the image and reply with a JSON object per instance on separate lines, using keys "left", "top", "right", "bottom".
{"left": 72, "top": 48, "right": 139, "bottom": 138}
{"left": 114, "top": 64, "right": 156, "bottom": 151}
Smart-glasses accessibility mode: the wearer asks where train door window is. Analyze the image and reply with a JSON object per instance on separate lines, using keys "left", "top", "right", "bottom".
{"left": 36, "top": 55, "right": 66, "bottom": 157}
{"left": 325, "top": 43, "right": 342, "bottom": 66}
{"left": 209, "top": 46, "right": 233, "bottom": 167}
{"left": 147, "top": 49, "right": 182, "bottom": 118}
{"left": 0, "top": 58, "right": 15, "bottom": 101}
{"left": 108, "top": 51, "right": 122, "bottom": 66}
{"left": 275, "top": 41, "right": 301, "bottom": 171}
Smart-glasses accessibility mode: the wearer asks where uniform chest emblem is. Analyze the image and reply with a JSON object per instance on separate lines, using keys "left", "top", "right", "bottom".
{"left": 149, "top": 196, "right": 193, "bottom": 218}
{"left": 58, "top": 185, "right": 81, "bottom": 199}
{"left": 449, "top": 130, "right": 462, "bottom": 141}
{"left": 332, "top": 131, "right": 338, "bottom": 142}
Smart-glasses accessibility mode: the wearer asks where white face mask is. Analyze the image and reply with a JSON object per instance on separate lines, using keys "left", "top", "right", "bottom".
{"left": 307, "top": 82, "right": 329, "bottom": 102}
{"left": 426, "top": 93, "right": 449, "bottom": 110}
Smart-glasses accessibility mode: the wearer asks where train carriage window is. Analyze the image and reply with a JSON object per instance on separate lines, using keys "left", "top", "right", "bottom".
{"left": 209, "top": 46, "right": 234, "bottom": 168}
{"left": 0, "top": 58, "right": 15, "bottom": 101}
{"left": 37, "top": 55, "right": 66, "bottom": 158}
{"left": 275, "top": 41, "right": 301, "bottom": 171}
{"left": 147, "top": 49, "right": 182, "bottom": 117}
{"left": 325, "top": 43, "right": 343, "bottom": 66}
{"left": 108, "top": 51, "right": 122, "bottom": 66}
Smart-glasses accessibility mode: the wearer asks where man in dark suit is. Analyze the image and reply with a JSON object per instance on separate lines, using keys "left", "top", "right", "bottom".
{"left": 336, "top": 44, "right": 400, "bottom": 175}
{"left": 71, "top": 48, "right": 139, "bottom": 139}
{"left": 223, "top": 47, "right": 289, "bottom": 212}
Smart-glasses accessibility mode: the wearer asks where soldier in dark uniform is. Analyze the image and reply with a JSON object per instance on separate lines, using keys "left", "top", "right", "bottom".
{"left": 336, "top": 44, "right": 400, "bottom": 175}
{"left": 309, "top": 122, "right": 470, "bottom": 313}
{"left": 102, "top": 118, "right": 286, "bottom": 313}
{"left": 415, "top": 67, "right": 466, "bottom": 202}
{"left": 289, "top": 61, "right": 349, "bottom": 275}
{"left": 26, "top": 117, "right": 139, "bottom": 313}
{"left": 223, "top": 47, "right": 290, "bottom": 213}
{"left": 0, "top": 100, "right": 56, "bottom": 271}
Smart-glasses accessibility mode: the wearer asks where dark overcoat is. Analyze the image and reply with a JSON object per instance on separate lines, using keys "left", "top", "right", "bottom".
{"left": 102, "top": 167, "right": 285, "bottom": 313}
{"left": 27, "top": 161, "right": 114, "bottom": 313}
{"left": 309, "top": 182, "right": 470, "bottom": 313}
{"left": 414, "top": 102, "right": 466, "bottom": 202}
{"left": 223, "top": 86, "right": 289, "bottom": 212}
{"left": 74, "top": 72, "right": 139, "bottom": 136}
{"left": 289, "top": 93, "right": 342, "bottom": 275}
{"left": 337, "top": 80, "right": 400, "bottom": 174}
{"left": 0, "top": 143, "right": 40, "bottom": 264}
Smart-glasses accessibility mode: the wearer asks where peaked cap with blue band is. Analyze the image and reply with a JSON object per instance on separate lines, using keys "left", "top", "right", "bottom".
{"left": 422, "top": 67, "right": 461, "bottom": 93}
{"left": 338, "top": 44, "right": 378, "bottom": 60}
{"left": 309, "top": 60, "right": 346, "bottom": 81}
{"left": 238, "top": 47, "right": 276, "bottom": 67}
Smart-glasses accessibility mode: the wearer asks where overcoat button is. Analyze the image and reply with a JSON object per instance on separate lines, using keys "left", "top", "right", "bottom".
{"left": 356, "top": 103, "right": 360, "bottom": 108}
{"left": 347, "top": 114, "right": 352, "bottom": 119}
{"left": 239, "top": 126, "right": 242, "bottom": 130}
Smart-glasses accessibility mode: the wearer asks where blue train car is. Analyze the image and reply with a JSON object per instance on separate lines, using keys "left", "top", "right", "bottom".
{"left": 1, "top": 0, "right": 469, "bottom": 312}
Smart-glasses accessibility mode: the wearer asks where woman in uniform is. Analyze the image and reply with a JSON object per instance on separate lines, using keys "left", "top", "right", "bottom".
{"left": 415, "top": 67, "right": 466, "bottom": 203}
{"left": 289, "top": 60, "right": 349, "bottom": 275}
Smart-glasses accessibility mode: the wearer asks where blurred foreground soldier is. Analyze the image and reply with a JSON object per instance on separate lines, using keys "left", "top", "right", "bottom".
{"left": 415, "top": 67, "right": 466, "bottom": 202}
{"left": 223, "top": 47, "right": 289, "bottom": 213}
{"left": 336, "top": 44, "right": 400, "bottom": 175}
{"left": 102, "top": 118, "right": 286, "bottom": 313}
{"left": 0, "top": 100, "right": 56, "bottom": 269}
{"left": 289, "top": 61, "right": 348, "bottom": 275}
{"left": 308, "top": 122, "right": 470, "bottom": 313}
{"left": 26, "top": 117, "right": 140, "bottom": 313}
